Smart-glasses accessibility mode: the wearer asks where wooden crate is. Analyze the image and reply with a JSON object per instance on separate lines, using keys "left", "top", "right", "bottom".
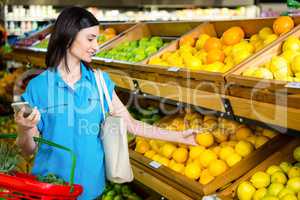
{"left": 129, "top": 133, "right": 293, "bottom": 199}
{"left": 142, "top": 17, "right": 300, "bottom": 94}
{"left": 218, "top": 137, "right": 300, "bottom": 199}
{"left": 226, "top": 25, "right": 300, "bottom": 108}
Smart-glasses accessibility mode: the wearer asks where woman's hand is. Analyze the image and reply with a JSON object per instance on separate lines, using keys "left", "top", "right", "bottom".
{"left": 176, "top": 129, "right": 197, "bottom": 146}
{"left": 14, "top": 107, "right": 40, "bottom": 131}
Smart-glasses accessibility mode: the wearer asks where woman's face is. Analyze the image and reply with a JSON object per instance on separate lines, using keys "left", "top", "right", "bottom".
{"left": 69, "top": 25, "right": 99, "bottom": 63}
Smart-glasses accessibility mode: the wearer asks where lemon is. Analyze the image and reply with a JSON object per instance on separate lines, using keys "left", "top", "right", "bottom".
{"left": 196, "top": 132, "right": 214, "bottom": 147}
{"left": 185, "top": 162, "right": 201, "bottom": 180}
{"left": 208, "top": 159, "right": 228, "bottom": 176}
{"left": 172, "top": 147, "right": 188, "bottom": 163}
{"left": 189, "top": 146, "right": 205, "bottom": 160}
{"left": 199, "top": 169, "right": 215, "bottom": 185}
{"left": 196, "top": 34, "right": 210, "bottom": 50}
{"left": 235, "top": 140, "right": 254, "bottom": 157}
{"left": 258, "top": 27, "right": 273, "bottom": 40}
{"left": 236, "top": 127, "right": 253, "bottom": 140}
{"left": 250, "top": 171, "right": 271, "bottom": 189}
{"left": 199, "top": 149, "right": 217, "bottom": 167}
{"left": 226, "top": 152, "right": 242, "bottom": 167}
{"left": 144, "top": 150, "right": 156, "bottom": 159}
{"left": 161, "top": 143, "right": 176, "bottom": 159}
{"left": 255, "top": 136, "right": 269, "bottom": 149}
{"left": 237, "top": 181, "right": 256, "bottom": 200}
{"left": 220, "top": 146, "right": 235, "bottom": 160}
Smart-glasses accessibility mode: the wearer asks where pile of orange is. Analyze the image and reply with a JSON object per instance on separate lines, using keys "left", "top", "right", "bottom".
{"left": 134, "top": 111, "right": 279, "bottom": 185}
{"left": 98, "top": 27, "right": 117, "bottom": 45}
{"left": 148, "top": 16, "right": 295, "bottom": 73}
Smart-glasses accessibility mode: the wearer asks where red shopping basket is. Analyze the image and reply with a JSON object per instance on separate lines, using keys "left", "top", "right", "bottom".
{"left": 0, "top": 134, "right": 83, "bottom": 200}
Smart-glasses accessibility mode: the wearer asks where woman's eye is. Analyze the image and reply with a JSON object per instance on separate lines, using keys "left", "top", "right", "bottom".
{"left": 88, "top": 38, "right": 93, "bottom": 42}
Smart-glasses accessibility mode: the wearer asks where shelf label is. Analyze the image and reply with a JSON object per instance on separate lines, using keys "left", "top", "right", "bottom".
{"left": 285, "top": 82, "right": 300, "bottom": 89}
{"left": 149, "top": 161, "right": 161, "bottom": 169}
{"left": 167, "top": 67, "right": 180, "bottom": 72}
{"left": 102, "top": 58, "right": 113, "bottom": 63}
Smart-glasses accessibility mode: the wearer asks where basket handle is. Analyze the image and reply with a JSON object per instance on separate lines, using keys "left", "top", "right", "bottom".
{"left": 0, "top": 133, "right": 76, "bottom": 192}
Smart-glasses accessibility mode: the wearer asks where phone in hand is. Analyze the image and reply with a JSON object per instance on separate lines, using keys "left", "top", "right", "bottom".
{"left": 11, "top": 102, "right": 34, "bottom": 118}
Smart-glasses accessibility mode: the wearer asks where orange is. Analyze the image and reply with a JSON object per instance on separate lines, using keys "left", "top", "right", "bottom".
{"left": 204, "top": 37, "right": 222, "bottom": 51}
{"left": 206, "top": 49, "right": 225, "bottom": 64}
{"left": 273, "top": 16, "right": 294, "bottom": 35}
{"left": 222, "top": 26, "right": 245, "bottom": 45}
{"left": 208, "top": 159, "right": 228, "bottom": 176}
{"left": 196, "top": 132, "right": 214, "bottom": 147}
{"left": 172, "top": 147, "right": 188, "bottom": 163}
{"left": 179, "top": 35, "right": 196, "bottom": 47}
{"left": 135, "top": 140, "right": 150, "bottom": 154}
{"left": 236, "top": 127, "right": 253, "bottom": 141}
{"left": 185, "top": 162, "right": 201, "bottom": 180}
{"left": 104, "top": 27, "right": 117, "bottom": 35}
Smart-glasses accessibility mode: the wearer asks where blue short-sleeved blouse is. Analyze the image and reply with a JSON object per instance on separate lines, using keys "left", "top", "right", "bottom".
{"left": 21, "top": 63, "right": 115, "bottom": 199}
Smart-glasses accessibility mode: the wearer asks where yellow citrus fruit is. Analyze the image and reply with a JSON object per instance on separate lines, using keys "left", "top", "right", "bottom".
{"left": 235, "top": 140, "right": 254, "bottom": 157}
{"left": 189, "top": 146, "right": 206, "bottom": 160}
{"left": 226, "top": 152, "right": 242, "bottom": 167}
{"left": 199, "top": 149, "right": 217, "bottom": 167}
{"left": 172, "top": 147, "right": 188, "bottom": 163}
{"left": 208, "top": 159, "right": 228, "bottom": 176}
{"left": 135, "top": 140, "right": 150, "bottom": 154}
{"left": 170, "top": 161, "right": 185, "bottom": 174}
{"left": 158, "top": 156, "right": 170, "bottom": 167}
{"left": 220, "top": 146, "right": 235, "bottom": 161}
{"left": 179, "top": 35, "right": 196, "bottom": 47}
{"left": 161, "top": 143, "right": 177, "bottom": 159}
{"left": 222, "top": 26, "right": 245, "bottom": 46}
{"left": 144, "top": 150, "right": 156, "bottom": 159}
{"left": 273, "top": 16, "right": 294, "bottom": 35}
{"left": 196, "top": 34, "right": 210, "bottom": 50}
{"left": 262, "top": 129, "right": 277, "bottom": 139}
{"left": 161, "top": 52, "right": 172, "bottom": 60}
{"left": 259, "top": 27, "right": 274, "bottom": 40}
{"left": 250, "top": 34, "right": 260, "bottom": 43}
{"left": 211, "top": 146, "right": 221, "bottom": 157}
{"left": 263, "top": 34, "right": 278, "bottom": 46}
{"left": 255, "top": 136, "right": 269, "bottom": 149}
{"left": 185, "top": 162, "right": 201, "bottom": 180}
{"left": 236, "top": 127, "right": 253, "bottom": 140}
{"left": 199, "top": 169, "right": 215, "bottom": 185}
{"left": 204, "top": 37, "right": 222, "bottom": 51}
{"left": 149, "top": 140, "right": 160, "bottom": 153}
{"left": 152, "top": 154, "right": 162, "bottom": 162}
{"left": 246, "top": 136, "right": 257, "bottom": 146}
{"left": 196, "top": 132, "right": 214, "bottom": 147}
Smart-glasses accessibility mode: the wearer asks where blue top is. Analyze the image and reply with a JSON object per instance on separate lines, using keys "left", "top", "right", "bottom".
{"left": 21, "top": 63, "right": 115, "bottom": 199}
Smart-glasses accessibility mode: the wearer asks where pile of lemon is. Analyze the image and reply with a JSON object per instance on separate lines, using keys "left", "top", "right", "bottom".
{"left": 237, "top": 146, "right": 300, "bottom": 200}
{"left": 134, "top": 111, "right": 278, "bottom": 185}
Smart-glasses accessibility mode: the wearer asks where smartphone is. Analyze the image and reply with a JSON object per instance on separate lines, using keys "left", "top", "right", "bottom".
{"left": 11, "top": 102, "right": 33, "bottom": 118}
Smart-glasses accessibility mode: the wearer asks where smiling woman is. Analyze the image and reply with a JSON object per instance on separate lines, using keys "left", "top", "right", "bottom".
{"left": 14, "top": 6, "right": 197, "bottom": 200}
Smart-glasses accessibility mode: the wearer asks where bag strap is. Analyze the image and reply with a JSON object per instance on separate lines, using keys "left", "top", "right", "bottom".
{"left": 94, "top": 70, "right": 106, "bottom": 120}
{"left": 98, "top": 69, "right": 113, "bottom": 113}
{"left": 94, "top": 69, "right": 113, "bottom": 119}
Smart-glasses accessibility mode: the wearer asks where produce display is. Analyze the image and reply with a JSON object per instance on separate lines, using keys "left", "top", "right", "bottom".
{"left": 99, "top": 182, "right": 143, "bottom": 200}
{"left": 0, "top": 68, "right": 26, "bottom": 103}
{"left": 0, "top": 116, "right": 17, "bottom": 134}
{"left": 134, "top": 110, "right": 278, "bottom": 185}
{"left": 95, "top": 37, "right": 167, "bottom": 63}
{"left": 33, "top": 37, "right": 49, "bottom": 49}
{"left": 242, "top": 34, "right": 300, "bottom": 82}
{"left": 0, "top": 141, "right": 20, "bottom": 173}
{"left": 98, "top": 27, "right": 117, "bottom": 45}
{"left": 237, "top": 146, "right": 300, "bottom": 200}
{"left": 148, "top": 16, "right": 295, "bottom": 73}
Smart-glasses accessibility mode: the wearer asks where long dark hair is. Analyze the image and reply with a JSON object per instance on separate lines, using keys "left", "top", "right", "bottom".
{"left": 46, "top": 7, "right": 98, "bottom": 72}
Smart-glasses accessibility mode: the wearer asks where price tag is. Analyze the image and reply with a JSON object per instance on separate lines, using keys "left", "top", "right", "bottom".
{"left": 167, "top": 67, "right": 180, "bottom": 72}
{"left": 149, "top": 161, "right": 161, "bottom": 169}
{"left": 102, "top": 58, "right": 113, "bottom": 63}
{"left": 285, "top": 82, "right": 300, "bottom": 89}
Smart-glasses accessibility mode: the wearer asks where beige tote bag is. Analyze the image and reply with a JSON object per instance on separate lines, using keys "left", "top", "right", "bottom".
{"left": 94, "top": 69, "right": 134, "bottom": 183}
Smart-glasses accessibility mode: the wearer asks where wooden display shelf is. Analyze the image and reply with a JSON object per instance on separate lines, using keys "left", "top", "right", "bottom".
{"left": 129, "top": 134, "right": 292, "bottom": 199}
{"left": 226, "top": 24, "right": 300, "bottom": 109}
{"left": 218, "top": 137, "right": 300, "bottom": 199}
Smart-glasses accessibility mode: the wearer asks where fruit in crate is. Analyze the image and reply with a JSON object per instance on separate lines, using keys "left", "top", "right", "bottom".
{"left": 148, "top": 16, "right": 294, "bottom": 73}
{"left": 96, "top": 36, "right": 166, "bottom": 63}
{"left": 98, "top": 27, "right": 117, "bottom": 45}
{"left": 242, "top": 35, "right": 300, "bottom": 82}
{"left": 133, "top": 110, "right": 279, "bottom": 184}
{"left": 0, "top": 68, "right": 25, "bottom": 103}
{"left": 33, "top": 37, "right": 49, "bottom": 49}
{"left": 98, "top": 181, "right": 143, "bottom": 200}
{"left": 237, "top": 145, "right": 300, "bottom": 200}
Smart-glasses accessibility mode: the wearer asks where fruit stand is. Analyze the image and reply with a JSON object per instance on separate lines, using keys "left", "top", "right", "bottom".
{"left": 4, "top": 15, "right": 300, "bottom": 200}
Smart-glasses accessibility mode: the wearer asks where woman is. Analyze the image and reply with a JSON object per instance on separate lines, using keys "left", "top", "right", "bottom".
{"left": 14, "top": 7, "right": 196, "bottom": 199}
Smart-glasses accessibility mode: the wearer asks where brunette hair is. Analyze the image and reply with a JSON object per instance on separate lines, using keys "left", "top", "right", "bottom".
{"left": 45, "top": 7, "right": 98, "bottom": 71}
